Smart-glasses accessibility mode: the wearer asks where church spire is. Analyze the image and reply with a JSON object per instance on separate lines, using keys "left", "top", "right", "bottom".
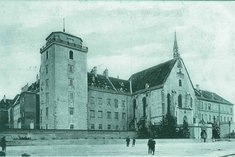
{"left": 173, "top": 31, "right": 180, "bottom": 59}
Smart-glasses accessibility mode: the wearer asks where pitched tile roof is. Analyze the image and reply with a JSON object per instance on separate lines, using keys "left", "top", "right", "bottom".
{"left": 195, "top": 89, "right": 233, "bottom": 105}
{"left": 88, "top": 73, "right": 130, "bottom": 94}
{"left": 129, "top": 59, "right": 177, "bottom": 93}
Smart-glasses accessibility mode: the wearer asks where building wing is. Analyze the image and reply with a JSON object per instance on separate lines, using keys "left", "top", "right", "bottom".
{"left": 195, "top": 89, "right": 233, "bottom": 105}
{"left": 88, "top": 73, "right": 130, "bottom": 93}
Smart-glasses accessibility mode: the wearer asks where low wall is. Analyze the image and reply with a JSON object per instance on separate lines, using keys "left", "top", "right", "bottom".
{"left": 6, "top": 138, "right": 202, "bottom": 146}
{"left": 0, "top": 129, "right": 137, "bottom": 141}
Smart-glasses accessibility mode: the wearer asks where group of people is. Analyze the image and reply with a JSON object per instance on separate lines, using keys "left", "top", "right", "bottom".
{"left": 125, "top": 136, "right": 135, "bottom": 147}
{"left": 126, "top": 136, "right": 156, "bottom": 155}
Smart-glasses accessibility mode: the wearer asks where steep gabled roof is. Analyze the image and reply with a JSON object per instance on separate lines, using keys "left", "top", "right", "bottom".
{"left": 129, "top": 59, "right": 177, "bottom": 93}
{"left": 195, "top": 89, "right": 233, "bottom": 105}
{"left": 87, "top": 73, "right": 130, "bottom": 94}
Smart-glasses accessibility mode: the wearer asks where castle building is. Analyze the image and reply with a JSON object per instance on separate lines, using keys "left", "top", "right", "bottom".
{"left": 38, "top": 30, "right": 233, "bottom": 133}
{"left": 8, "top": 81, "right": 40, "bottom": 129}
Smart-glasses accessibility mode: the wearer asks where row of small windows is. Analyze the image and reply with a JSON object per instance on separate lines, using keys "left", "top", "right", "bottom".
{"left": 45, "top": 50, "right": 74, "bottom": 60}
{"left": 199, "top": 113, "right": 232, "bottom": 123}
{"left": 45, "top": 64, "right": 74, "bottom": 75}
{"left": 199, "top": 101, "right": 233, "bottom": 114}
{"left": 90, "top": 124, "right": 125, "bottom": 130}
{"left": 90, "top": 97, "right": 126, "bottom": 108}
{"left": 90, "top": 110, "right": 126, "bottom": 120}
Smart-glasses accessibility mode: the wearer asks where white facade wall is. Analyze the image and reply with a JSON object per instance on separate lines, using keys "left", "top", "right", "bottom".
{"left": 40, "top": 32, "right": 88, "bottom": 130}
{"left": 163, "top": 59, "right": 195, "bottom": 125}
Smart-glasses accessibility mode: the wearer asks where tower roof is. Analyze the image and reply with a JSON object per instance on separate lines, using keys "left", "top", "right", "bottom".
{"left": 173, "top": 31, "right": 179, "bottom": 59}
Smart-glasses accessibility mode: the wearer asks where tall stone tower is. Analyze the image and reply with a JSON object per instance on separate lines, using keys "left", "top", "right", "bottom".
{"left": 39, "top": 31, "right": 88, "bottom": 129}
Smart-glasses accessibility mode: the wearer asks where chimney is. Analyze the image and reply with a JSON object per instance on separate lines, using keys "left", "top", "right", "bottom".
{"left": 196, "top": 84, "right": 200, "bottom": 91}
{"left": 103, "top": 68, "right": 108, "bottom": 78}
{"left": 3, "top": 95, "right": 6, "bottom": 103}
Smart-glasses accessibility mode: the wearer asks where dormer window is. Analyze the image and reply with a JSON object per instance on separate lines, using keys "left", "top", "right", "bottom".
{"left": 69, "top": 50, "right": 73, "bottom": 60}
{"left": 179, "top": 79, "right": 182, "bottom": 87}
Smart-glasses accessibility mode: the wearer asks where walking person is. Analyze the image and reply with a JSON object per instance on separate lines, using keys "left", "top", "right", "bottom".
{"left": 151, "top": 139, "right": 156, "bottom": 155}
{"left": 132, "top": 138, "right": 136, "bottom": 147}
{"left": 201, "top": 130, "right": 207, "bottom": 143}
{"left": 0, "top": 136, "right": 6, "bottom": 152}
{"left": 147, "top": 138, "right": 152, "bottom": 154}
{"left": 126, "top": 136, "right": 130, "bottom": 147}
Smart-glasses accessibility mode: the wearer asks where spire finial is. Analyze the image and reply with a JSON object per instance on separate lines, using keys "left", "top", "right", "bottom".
{"left": 63, "top": 18, "right": 65, "bottom": 32}
{"left": 173, "top": 31, "right": 179, "bottom": 59}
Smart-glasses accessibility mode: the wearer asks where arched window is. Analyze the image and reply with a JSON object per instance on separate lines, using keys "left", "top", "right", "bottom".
{"left": 133, "top": 99, "right": 136, "bottom": 119}
{"left": 167, "top": 93, "right": 171, "bottom": 114}
{"left": 178, "top": 95, "right": 182, "bottom": 108}
{"left": 69, "top": 50, "right": 73, "bottom": 60}
{"left": 142, "top": 97, "right": 147, "bottom": 117}
{"left": 190, "top": 97, "right": 193, "bottom": 108}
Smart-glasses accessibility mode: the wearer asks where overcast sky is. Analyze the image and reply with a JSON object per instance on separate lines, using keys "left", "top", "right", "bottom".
{"left": 0, "top": 1, "right": 235, "bottom": 105}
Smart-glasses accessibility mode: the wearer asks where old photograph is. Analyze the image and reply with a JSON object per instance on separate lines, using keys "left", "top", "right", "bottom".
{"left": 0, "top": 1, "right": 235, "bottom": 156}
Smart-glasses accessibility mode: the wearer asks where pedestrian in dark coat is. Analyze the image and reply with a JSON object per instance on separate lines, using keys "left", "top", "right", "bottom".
{"left": 201, "top": 130, "right": 207, "bottom": 143}
{"left": 126, "top": 136, "right": 130, "bottom": 147}
{"left": 0, "top": 137, "right": 6, "bottom": 152}
{"left": 147, "top": 138, "right": 152, "bottom": 154}
{"left": 151, "top": 139, "right": 156, "bottom": 155}
{"left": 132, "top": 138, "right": 136, "bottom": 147}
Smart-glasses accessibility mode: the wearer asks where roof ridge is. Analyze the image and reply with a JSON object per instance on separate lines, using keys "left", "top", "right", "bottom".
{"left": 129, "top": 59, "right": 175, "bottom": 79}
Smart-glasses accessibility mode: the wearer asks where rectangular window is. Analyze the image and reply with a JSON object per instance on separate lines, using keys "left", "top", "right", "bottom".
{"left": 107, "top": 124, "right": 111, "bottom": 130}
{"left": 122, "top": 100, "right": 126, "bottom": 108}
{"left": 68, "top": 64, "right": 74, "bottom": 73}
{"left": 69, "top": 78, "right": 74, "bottom": 86}
{"left": 69, "top": 92, "right": 74, "bottom": 106}
{"left": 46, "top": 93, "right": 49, "bottom": 105}
{"left": 114, "top": 99, "right": 118, "bottom": 108}
{"left": 70, "top": 124, "right": 74, "bottom": 129}
{"left": 115, "top": 112, "right": 119, "bottom": 120}
{"left": 90, "top": 110, "right": 95, "bottom": 118}
{"left": 46, "top": 65, "right": 48, "bottom": 74}
{"left": 99, "top": 124, "right": 102, "bottom": 130}
{"left": 90, "top": 124, "right": 95, "bottom": 130}
{"left": 90, "top": 97, "right": 95, "bottom": 104}
{"left": 98, "top": 98, "right": 102, "bottom": 106}
{"left": 69, "top": 107, "right": 74, "bottom": 115}
{"left": 46, "top": 107, "right": 49, "bottom": 118}
{"left": 107, "top": 111, "right": 111, "bottom": 119}
{"left": 98, "top": 111, "right": 103, "bottom": 118}
{"left": 107, "top": 98, "right": 111, "bottom": 106}
{"left": 122, "top": 113, "right": 126, "bottom": 120}
{"left": 208, "top": 104, "right": 211, "bottom": 110}
{"left": 46, "top": 79, "right": 49, "bottom": 88}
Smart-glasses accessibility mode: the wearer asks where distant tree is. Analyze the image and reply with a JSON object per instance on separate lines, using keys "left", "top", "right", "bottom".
{"left": 137, "top": 119, "right": 150, "bottom": 138}
{"left": 181, "top": 120, "right": 190, "bottom": 138}
{"left": 158, "top": 112, "right": 178, "bottom": 138}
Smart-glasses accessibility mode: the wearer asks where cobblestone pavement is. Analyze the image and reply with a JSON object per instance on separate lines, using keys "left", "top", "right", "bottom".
{"left": 4, "top": 140, "right": 235, "bottom": 156}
